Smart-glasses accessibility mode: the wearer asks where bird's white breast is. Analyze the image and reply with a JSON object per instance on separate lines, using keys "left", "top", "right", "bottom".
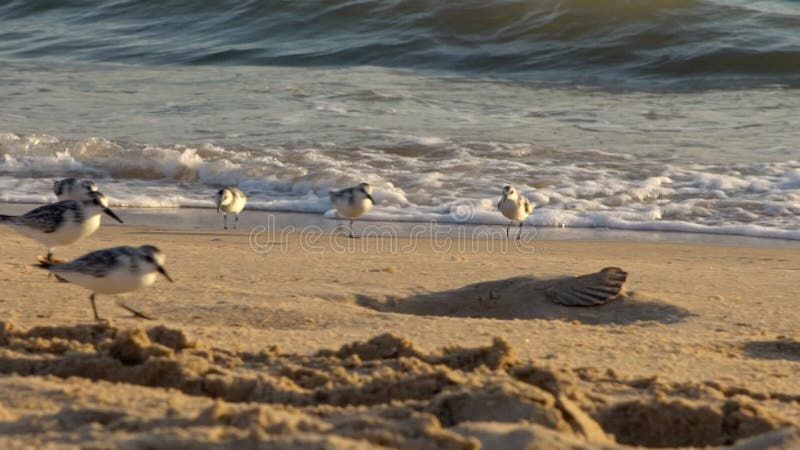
{"left": 333, "top": 195, "right": 373, "bottom": 219}
{"left": 220, "top": 195, "right": 247, "bottom": 214}
{"left": 499, "top": 197, "right": 531, "bottom": 222}
{"left": 58, "top": 212, "right": 102, "bottom": 246}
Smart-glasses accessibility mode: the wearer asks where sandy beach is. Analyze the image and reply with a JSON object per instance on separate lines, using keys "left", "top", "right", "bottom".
{"left": 3, "top": 0, "right": 799, "bottom": 447}
{"left": 0, "top": 221, "right": 798, "bottom": 449}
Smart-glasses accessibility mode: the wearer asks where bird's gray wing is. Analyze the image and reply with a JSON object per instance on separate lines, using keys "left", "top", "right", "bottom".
{"left": 330, "top": 187, "right": 354, "bottom": 203}
{"left": 546, "top": 267, "right": 628, "bottom": 306}
{"left": 49, "top": 246, "right": 133, "bottom": 277}
{"left": 13, "top": 202, "right": 76, "bottom": 233}
{"left": 343, "top": 188, "right": 357, "bottom": 205}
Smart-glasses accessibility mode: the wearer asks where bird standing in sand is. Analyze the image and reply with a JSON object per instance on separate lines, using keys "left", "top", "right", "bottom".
{"left": 498, "top": 185, "right": 533, "bottom": 239}
{"left": 54, "top": 178, "right": 98, "bottom": 202}
{"left": 215, "top": 188, "right": 247, "bottom": 230}
{"left": 0, "top": 191, "right": 123, "bottom": 263}
{"left": 330, "top": 182, "right": 375, "bottom": 238}
{"left": 37, "top": 245, "right": 173, "bottom": 321}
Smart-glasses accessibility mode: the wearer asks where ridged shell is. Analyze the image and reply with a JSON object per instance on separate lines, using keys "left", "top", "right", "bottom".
{"left": 546, "top": 267, "right": 628, "bottom": 306}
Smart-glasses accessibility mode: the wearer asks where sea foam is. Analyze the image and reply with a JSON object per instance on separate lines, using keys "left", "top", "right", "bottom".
{"left": 1, "top": 132, "right": 798, "bottom": 241}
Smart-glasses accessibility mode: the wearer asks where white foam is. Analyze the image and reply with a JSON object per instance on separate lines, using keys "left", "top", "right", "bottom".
{"left": 405, "top": 136, "right": 447, "bottom": 146}
{"left": 1, "top": 133, "right": 799, "bottom": 241}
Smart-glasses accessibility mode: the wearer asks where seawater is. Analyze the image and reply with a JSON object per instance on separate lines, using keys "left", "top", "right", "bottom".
{"left": 0, "top": 1, "right": 798, "bottom": 240}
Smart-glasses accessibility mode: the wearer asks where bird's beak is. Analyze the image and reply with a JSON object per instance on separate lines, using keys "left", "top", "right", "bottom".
{"left": 157, "top": 266, "right": 174, "bottom": 282}
{"left": 366, "top": 193, "right": 375, "bottom": 204}
{"left": 104, "top": 208, "right": 124, "bottom": 223}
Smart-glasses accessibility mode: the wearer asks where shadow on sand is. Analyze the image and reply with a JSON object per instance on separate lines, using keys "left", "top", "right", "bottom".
{"left": 743, "top": 340, "right": 800, "bottom": 362}
{"left": 357, "top": 275, "right": 691, "bottom": 325}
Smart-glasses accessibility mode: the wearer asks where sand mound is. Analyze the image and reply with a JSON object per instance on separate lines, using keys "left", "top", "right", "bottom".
{"left": 357, "top": 275, "right": 689, "bottom": 325}
{"left": 599, "top": 398, "right": 788, "bottom": 447}
{"left": 0, "top": 321, "right": 796, "bottom": 449}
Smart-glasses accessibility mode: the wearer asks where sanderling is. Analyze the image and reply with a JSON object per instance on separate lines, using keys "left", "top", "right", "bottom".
{"left": 215, "top": 188, "right": 247, "bottom": 229}
{"left": 329, "top": 182, "right": 375, "bottom": 238}
{"left": 54, "top": 178, "right": 98, "bottom": 202}
{"left": 498, "top": 185, "right": 533, "bottom": 240}
{"left": 38, "top": 245, "right": 173, "bottom": 321}
{"left": 0, "top": 190, "right": 123, "bottom": 262}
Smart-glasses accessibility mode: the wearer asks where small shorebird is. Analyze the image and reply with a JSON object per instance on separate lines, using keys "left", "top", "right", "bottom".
{"left": 215, "top": 188, "right": 247, "bottom": 230}
{"left": 330, "top": 182, "right": 375, "bottom": 238}
{"left": 498, "top": 185, "right": 533, "bottom": 240}
{"left": 0, "top": 191, "right": 123, "bottom": 262}
{"left": 37, "top": 245, "right": 173, "bottom": 321}
{"left": 54, "top": 178, "right": 98, "bottom": 202}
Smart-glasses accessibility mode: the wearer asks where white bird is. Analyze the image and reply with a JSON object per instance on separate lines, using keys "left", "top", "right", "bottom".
{"left": 38, "top": 245, "right": 173, "bottom": 321}
{"left": 54, "top": 178, "right": 98, "bottom": 202}
{"left": 498, "top": 185, "right": 533, "bottom": 240}
{"left": 0, "top": 191, "right": 123, "bottom": 262}
{"left": 329, "top": 182, "right": 375, "bottom": 238}
{"left": 215, "top": 188, "right": 247, "bottom": 230}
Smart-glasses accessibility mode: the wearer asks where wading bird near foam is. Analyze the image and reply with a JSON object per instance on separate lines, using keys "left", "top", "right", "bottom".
{"left": 329, "top": 182, "right": 375, "bottom": 238}
{"left": 215, "top": 188, "right": 247, "bottom": 230}
{"left": 497, "top": 185, "right": 533, "bottom": 240}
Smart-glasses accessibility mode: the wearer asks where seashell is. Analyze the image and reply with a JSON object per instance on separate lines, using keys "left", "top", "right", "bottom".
{"left": 546, "top": 267, "right": 628, "bottom": 306}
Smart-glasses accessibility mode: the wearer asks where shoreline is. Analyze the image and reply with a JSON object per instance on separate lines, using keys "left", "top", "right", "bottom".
{"left": 1, "top": 202, "right": 799, "bottom": 249}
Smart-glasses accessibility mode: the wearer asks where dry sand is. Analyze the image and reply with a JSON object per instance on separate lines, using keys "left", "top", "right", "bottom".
{"left": 0, "top": 224, "right": 798, "bottom": 449}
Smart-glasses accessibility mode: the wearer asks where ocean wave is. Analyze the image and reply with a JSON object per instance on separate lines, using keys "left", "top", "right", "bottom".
{"left": 1, "top": 0, "right": 799, "bottom": 87}
{"left": 1, "top": 132, "right": 799, "bottom": 240}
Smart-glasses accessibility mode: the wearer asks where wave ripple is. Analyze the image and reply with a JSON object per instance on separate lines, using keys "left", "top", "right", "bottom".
{"left": 1, "top": 0, "right": 799, "bottom": 87}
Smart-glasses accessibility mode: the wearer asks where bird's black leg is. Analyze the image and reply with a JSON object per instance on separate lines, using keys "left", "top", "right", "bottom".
{"left": 517, "top": 221, "right": 523, "bottom": 240}
{"left": 43, "top": 249, "right": 55, "bottom": 278}
{"left": 223, "top": 214, "right": 228, "bottom": 230}
{"left": 42, "top": 249, "right": 65, "bottom": 265}
{"left": 90, "top": 293, "right": 102, "bottom": 321}
{"left": 234, "top": 214, "right": 239, "bottom": 230}
{"left": 116, "top": 301, "right": 155, "bottom": 320}
{"left": 348, "top": 219, "right": 355, "bottom": 239}
{"left": 506, "top": 222, "right": 512, "bottom": 239}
